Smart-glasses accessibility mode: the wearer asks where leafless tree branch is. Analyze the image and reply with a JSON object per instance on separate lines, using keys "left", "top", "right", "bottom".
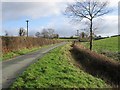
{"left": 65, "top": 0, "right": 110, "bottom": 50}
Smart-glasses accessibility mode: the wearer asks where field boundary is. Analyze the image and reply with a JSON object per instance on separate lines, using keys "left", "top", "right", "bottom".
{"left": 71, "top": 43, "right": 120, "bottom": 87}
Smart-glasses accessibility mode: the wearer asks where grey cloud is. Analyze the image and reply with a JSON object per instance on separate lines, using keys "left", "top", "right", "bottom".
{"left": 2, "top": 2, "right": 61, "bottom": 21}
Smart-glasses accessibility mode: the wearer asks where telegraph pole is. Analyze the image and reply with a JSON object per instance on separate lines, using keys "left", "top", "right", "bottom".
{"left": 26, "top": 20, "right": 29, "bottom": 37}
{"left": 76, "top": 30, "right": 79, "bottom": 36}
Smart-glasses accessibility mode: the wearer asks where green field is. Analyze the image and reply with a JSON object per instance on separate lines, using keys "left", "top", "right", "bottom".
{"left": 11, "top": 43, "right": 109, "bottom": 88}
{"left": 81, "top": 36, "right": 119, "bottom": 61}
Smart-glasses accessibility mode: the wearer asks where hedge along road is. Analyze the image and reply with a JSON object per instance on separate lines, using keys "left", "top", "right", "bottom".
{"left": 2, "top": 42, "right": 67, "bottom": 88}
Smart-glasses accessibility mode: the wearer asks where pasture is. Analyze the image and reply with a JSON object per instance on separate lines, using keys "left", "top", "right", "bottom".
{"left": 81, "top": 36, "right": 119, "bottom": 61}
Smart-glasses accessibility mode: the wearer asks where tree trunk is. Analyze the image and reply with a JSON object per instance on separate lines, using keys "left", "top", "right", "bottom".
{"left": 90, "top": 19, "right": 93, "bottom": 50}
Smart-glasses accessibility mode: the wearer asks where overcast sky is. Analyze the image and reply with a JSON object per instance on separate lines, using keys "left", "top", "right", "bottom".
{"left": 1, "top": 0, "right": 119, "bottom": 37}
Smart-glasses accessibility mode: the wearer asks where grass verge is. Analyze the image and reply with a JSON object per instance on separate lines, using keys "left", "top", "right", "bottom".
{"left": 2, "top": 43, "right": 58, "bottom": 61}
{"left": 10, "top": 43, "right": 109, "bottom": 88}
{"left": 2, "top": 47, "right": 41, "bottom": 61}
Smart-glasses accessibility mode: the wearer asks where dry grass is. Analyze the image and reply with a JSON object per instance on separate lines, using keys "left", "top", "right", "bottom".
{"left": 71, "top": 42, "right": 120, "bottom": 87}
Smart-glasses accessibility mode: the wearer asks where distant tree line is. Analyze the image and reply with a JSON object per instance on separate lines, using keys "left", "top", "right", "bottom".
{"left": 35, "top": 28, "right": 59, "bottom": 39}
{"left": 4, "top": 27, "right": 59, "bottom": 39}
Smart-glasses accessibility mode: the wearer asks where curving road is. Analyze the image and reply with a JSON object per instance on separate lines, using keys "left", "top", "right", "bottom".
{"left": 2, "top": 42, "right": 67, "bottom": 88}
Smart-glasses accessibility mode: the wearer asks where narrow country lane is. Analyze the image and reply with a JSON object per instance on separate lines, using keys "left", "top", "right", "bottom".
{"left": 2, "top": 42, "right": 67, "bottom": 88}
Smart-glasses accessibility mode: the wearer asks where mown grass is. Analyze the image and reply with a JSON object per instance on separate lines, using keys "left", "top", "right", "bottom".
{"left": 11, "top": 43, "right": 109, "bottom": 88}
{"left": 81, "top": 36, "right": 119, "bottom": 61}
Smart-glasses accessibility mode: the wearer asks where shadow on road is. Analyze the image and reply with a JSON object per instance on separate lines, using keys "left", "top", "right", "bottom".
{"left": 70, "top": 44, "right": 120, "bottom": 87}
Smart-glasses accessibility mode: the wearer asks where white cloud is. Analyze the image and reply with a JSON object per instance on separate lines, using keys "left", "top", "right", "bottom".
{"left": 28, "top": 17, "right": 79, "bottom": 37}
{"left": 108, "top": 0, "right": 118, "bottom": 7}
{"left": 1, "top": 0, "right": 118, "bottom": 37}
{"left": 54, "top": 15, "right": 118, "bottom": 37}
{"left": 96, "top": 15, "right": 118, "bottom": 36}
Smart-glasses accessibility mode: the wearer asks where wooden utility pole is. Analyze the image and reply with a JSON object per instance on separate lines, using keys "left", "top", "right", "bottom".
{"left": 76, "top": 30, "right": 79, "bottom": 36}
{"left": 26, "top": 20, "right": 29, "bottom": 37}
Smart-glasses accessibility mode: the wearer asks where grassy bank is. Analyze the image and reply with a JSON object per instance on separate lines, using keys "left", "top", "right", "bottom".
{"left": 11, "top": 43, "right": 109, "bottom": 88}
{"left": 81, "top": 36, "right": 119, "bottom": 61}
{"left": 2, "top": 47, "right": 41, "bottom": 61}
{"left": 72, "top": 43, "right": 119, "bottom": 87}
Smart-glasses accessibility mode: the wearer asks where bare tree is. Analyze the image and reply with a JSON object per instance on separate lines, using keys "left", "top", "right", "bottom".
{"left": 19, "top": 27, "right": 26, "bottom": 36}
{"left": 65, "top": 0, "right": 110, "bottom": 50}
{"left": 81, "top": 32, "right": 85, "bottom": 38}
{"left": 80, "top": 22, "right": 99, "bottom": 39}
{"left": 41, "top": 28, "right": 49, "bottom": 38}
{"left": 5, "top": 31, "right": 9, "bottom": 36}
{"left": 41, "top": 28, "right": 55, "bottom": 38}
{"left": 35, "top": 32, "right": 41, "bottom": 38}
{"left": 83, "top": 20, "right": 102, "bottom": 36}
{"left": 52, "top": 34, "right": 59, "bottom": 38}
{"left": 47, "top": 28, "right": 55, "bottom": 38}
